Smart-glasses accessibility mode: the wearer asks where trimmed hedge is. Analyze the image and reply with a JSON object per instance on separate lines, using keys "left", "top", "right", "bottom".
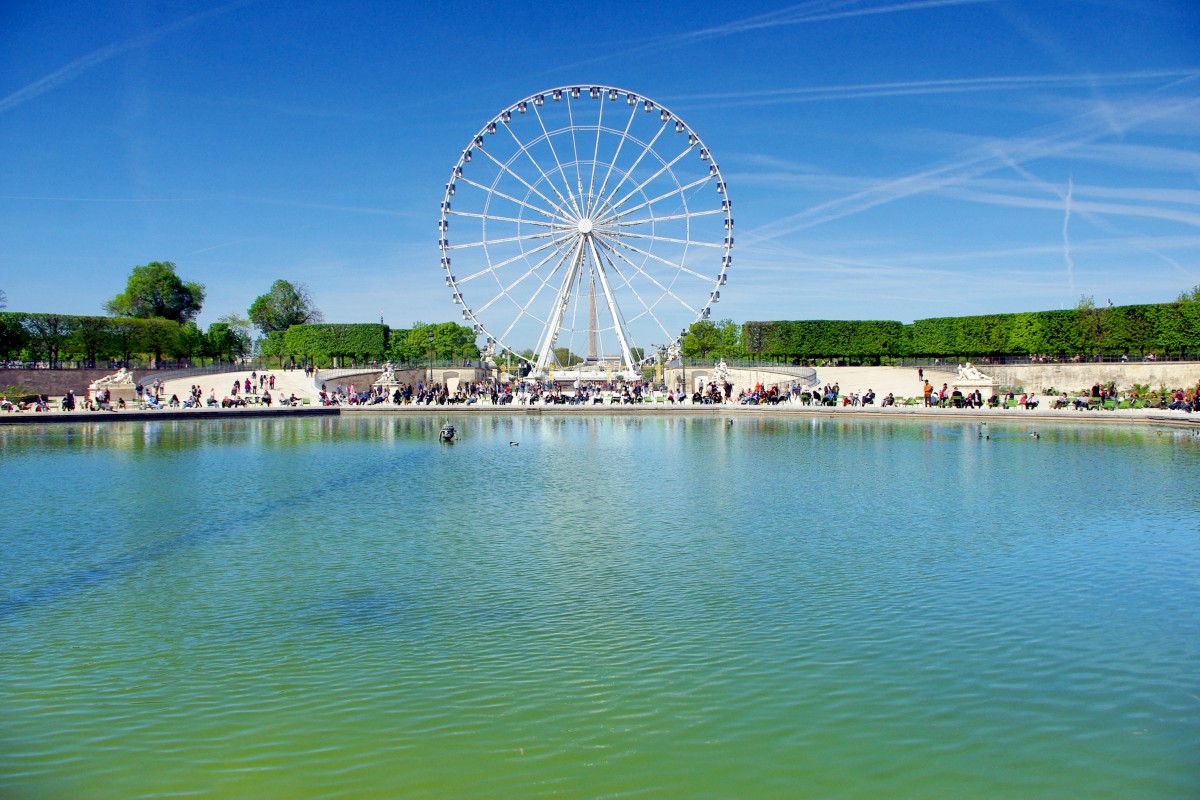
{"left": 283, "top": 323, "right": 389, "bottom": 364}
{"left": 744, "top": 301, "right": 1200, "bottom": 360}
{"left": 743, "top": 319, "right": 909, "bottom": 361}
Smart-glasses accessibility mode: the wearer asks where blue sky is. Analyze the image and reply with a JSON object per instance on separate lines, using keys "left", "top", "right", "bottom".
{"left": 2, "top": 0, "right": 1198, "bottom": 343}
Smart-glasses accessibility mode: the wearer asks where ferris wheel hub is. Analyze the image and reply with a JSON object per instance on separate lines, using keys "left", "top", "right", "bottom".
{"left": 577, "top": 218, "right": 594, "bottom": 235}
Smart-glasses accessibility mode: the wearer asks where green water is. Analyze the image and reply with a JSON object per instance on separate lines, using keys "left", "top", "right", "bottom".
{"left": 1, "top": 415, "right": 1197, "bottom": 798}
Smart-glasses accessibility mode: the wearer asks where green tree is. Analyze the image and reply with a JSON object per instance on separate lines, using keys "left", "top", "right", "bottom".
{"left": 0, "top": 312, "right": 28, "bottom": 360}
{"left": 248, "top": 279, "right": 323, "bottom": 335}
{"left": 683, "top": 320, "right": 721, "bottom": 358}
{"left": 69, "top": 316, "right": 114, "bottom": 366}
{"left": 24, "top": 313, "right": 77, "bottom": 368}
{"left": 0, "top": 288, "right": 6, "bottom": 310}
{"left": 105, "top": 261, "right": 205, "bottom": 323}
{"left": 173, "top": 322, "right": 206, "bottom": 363}
{"left": 552, "top": 347, "right": 582, "bottom": 367}
{"left": 258, "top": 330, "right": 288, "bottom": 366}
{"left": 1176, "top": 284, "right": 1200, "bottom": 303}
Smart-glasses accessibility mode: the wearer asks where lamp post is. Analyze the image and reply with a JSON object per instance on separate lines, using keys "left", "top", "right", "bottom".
{"left": 427, "top": 329, "right": 435, "bottom": 387}
{"left": 680, "top": 328, "right": 688, "bottom": 403}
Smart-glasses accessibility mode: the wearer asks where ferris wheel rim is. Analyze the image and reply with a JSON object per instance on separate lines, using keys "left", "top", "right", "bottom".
{"left": 438, "top": 84, "right": 732, "bottom": 370}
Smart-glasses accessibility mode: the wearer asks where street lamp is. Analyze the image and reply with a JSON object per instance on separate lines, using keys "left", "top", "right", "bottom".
{"left": 427, "top": 329, "right": 435, "bottom": 387}
{"left": 680, "top": 328, "right": 688, "bottom": 402}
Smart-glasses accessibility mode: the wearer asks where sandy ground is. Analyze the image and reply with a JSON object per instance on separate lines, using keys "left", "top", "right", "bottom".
{"left": 155, "top": 368, "right": 321, "bottom": 405}
{"left": 808, "top": 366, "right": 937, "bottom": 402}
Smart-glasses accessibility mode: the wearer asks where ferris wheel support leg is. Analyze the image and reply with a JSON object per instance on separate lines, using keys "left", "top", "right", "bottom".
{"left": 533, "top": 240, "right": 584, "bottom": 376}
{"left": 587, "top": 236, "right": 636, "bottom": 376}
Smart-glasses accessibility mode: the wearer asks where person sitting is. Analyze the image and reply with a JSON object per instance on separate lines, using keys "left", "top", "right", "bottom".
{"left": 261, "top": 390, "right": 272, "bottom": 407}
{"left": 1, "top": 396, "right": 13, "bottom": 412}
{"left": 145, "top": 394, "right": 162, "bottom": 409}
{"left": 881, "top": 393, "right": 895, "bottom": 407}
{"left": 951, "top": 388, "right": 964, "bottom": 408}
{"left": 862, "top": 389, "right": 876, "bottom": 405}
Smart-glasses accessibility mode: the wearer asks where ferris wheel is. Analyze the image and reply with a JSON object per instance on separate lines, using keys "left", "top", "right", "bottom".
{"left": 438, "top": 85, "right": 732, "bottom": 380}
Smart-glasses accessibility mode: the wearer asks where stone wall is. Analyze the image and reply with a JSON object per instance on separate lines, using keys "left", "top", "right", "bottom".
{"left": 984, "top": 362, "right": 1200, "bottom": 393}
{"left": 1, "top": 368, "right": 128, "bottom": 397}
{"left": 665, "top": 365, "right": 809, "bottom": 394}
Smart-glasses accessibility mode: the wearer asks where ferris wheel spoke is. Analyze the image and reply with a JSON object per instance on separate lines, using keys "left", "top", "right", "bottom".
{"left": 605, "top": 207, "right": 725, "bottom": 229}
{"left": 585, "top": 237, "right": 636, "bottom": 368}
{"left": 455, "top": 231, "right": 575, "bottom": 284}
{"left": 591, "top": 243, "right": 673, "bottom": 341}
{"left": 472, "top": 240, "right": 578, "bottom": 315}
{"left": 468, "top": 151, "right": 568, "bottom": 221}
{"left": 595, "top": 119, "right": 670, "bottom": 219}
{"left": 448, "top": 230, "right": 563, "bottom": 250}
{"left": 456, "top": 175, "right": 561, "bottom": 222}
{"left": 600, "top": 235, "right": 715, "bottom": 284}
{"left": 496, "top": 239, "right": 582, "bottom": 346}
{"left": 605, "top": 230, "right": 726, "bottom": 249}
{"left": 534, "top": 239, "right": 587, "bottom": 369}
{"left": 585, "top": 93, "right": 607, "bottom": 217}
{"left": 595, "top": 237, "right": 699, "bottom": 316}
{"left": 592, "top": 101, "right": 640, "bottom": 216}
{"left": 448, "top": 209, "right": 564, "bottom": 228}
{"left": 599, "top": 175, "right": 714, "bottom": 225}
{"left": 565, "top": 95, "right": 586, "bottom": 212}
{"left": 528, "top": 105, "right": 584, "bottom": 219}
{"left": 606, "top": 144, "right": 698, "bottom": 216}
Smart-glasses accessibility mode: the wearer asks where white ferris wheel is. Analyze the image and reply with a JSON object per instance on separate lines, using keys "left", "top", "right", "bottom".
{"left": 438, "top": 85, "right": 732, "bottom": 380}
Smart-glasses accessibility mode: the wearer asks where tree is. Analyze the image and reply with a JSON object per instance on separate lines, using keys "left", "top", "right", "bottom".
{"left": 23, "top": 313, "right": 76, "bottom": 368}
{"left": 0, "top": 312, "right": 28, "bottom": 360}
{"left": 105, "top": 261, "right": 205, "bottom": 323}
{"left": 174, "top": 322, "right": 206, "bottom": 363}
{"left": 248, "top": 279, "right": 323, "bottom": 335}
{"left": 0, "top": 288, "right": 6, "bottom": 310}
{"left": 1178, "top": 284, "right": 1200, "bottom": 303}
{"left": 69, "top": 316, "right": 114, "bottom": 367}
{"left": 683, "top": 320, "right": 722, "bottom": 359}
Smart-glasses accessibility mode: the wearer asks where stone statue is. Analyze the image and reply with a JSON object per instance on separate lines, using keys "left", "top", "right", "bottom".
{"left": 956, "top": 362, "right": 990, "bottom": 382}
{"left": 90, "top": 367, "right": 134, "bottom": 387}
{"left": 711, "top": 358, "right": 730, "bottom": 385}
{"left": 373, "top": 361, "right": 400, "bottom": 389}
{"left": 480, "top": 340, "right": 497, "bottom": 367}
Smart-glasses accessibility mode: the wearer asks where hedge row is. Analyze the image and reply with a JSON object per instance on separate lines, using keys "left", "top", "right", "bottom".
{"left": 743, "top": 301, "right": 1200, "bottom": 360}
{"left": 278, "top": 322, "right": 479, "bottom": 365}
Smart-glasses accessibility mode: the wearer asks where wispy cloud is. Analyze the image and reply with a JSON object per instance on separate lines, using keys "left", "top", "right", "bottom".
{"left": 740, "top": 93, "right": 1200, "bottom": 245}
{"left": 1063, "top": 177, "right": 1075, "bottom": 294}
{"left": 674, "top": 69, "right": 1200, "bottom": 107}
{"left": 0, "top": 1, "right": 250, "bottom": 115}
{"left": 540, "top": 0, "right": 999, "bottom": 79}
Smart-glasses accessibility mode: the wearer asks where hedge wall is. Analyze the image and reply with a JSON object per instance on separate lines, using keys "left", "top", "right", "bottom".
{"left": 283, "top": 323, "right": 389, "bottom": 364}
{"left": 744, "top": 301, "right": 1200, "bottom": 361}
{"left": 742, "top": 319, "right": 909, "bottom": 361}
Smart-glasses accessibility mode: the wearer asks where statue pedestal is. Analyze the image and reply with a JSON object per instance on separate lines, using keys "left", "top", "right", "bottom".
{"left": 90, "top": 384, "right": 137, "bottom": 405}
{"left": 956, "top": 379, "right": 1000, "bottom": 400}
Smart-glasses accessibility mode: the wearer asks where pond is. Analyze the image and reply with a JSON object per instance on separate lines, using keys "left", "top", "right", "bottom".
{"left": 1, "top": 415, "right": 1197, "bottom": 798}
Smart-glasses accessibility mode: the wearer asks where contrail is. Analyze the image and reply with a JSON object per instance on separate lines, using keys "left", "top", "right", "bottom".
{"left": 0, "top": 1, "right": 249, "bottom": 115}
{"left": 1063, "top": 177, "right": 1075, "bottom": 295}
{"left": 741, "top": 95, "right": 1200, "bottom": 245}
{"left": 674, "top": 69, "right": 1200, "bottom": 107}
{"left": 539, "top": 0, "right": 998, "bottom": 80}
